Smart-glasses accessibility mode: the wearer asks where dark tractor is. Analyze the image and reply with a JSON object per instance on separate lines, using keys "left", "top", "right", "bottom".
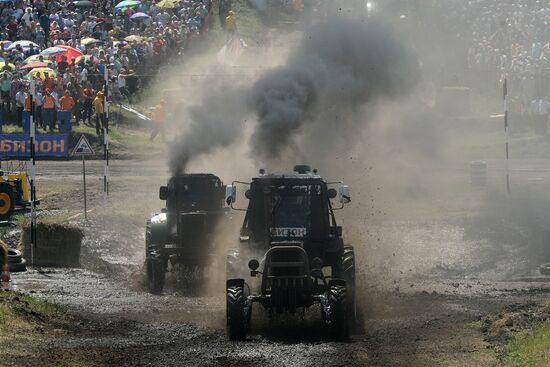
{"left": 146, "top": 174, "right": 227, "bottom": 294}
{"left": 225, "top": 165, "right": 356, "bottom": 340}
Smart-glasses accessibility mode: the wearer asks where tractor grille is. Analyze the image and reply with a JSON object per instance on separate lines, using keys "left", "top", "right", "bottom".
{"left": 263, "top": 246, "right": 312, "bottom": 312}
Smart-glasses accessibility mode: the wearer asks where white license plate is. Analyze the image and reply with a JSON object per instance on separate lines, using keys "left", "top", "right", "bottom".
{"left": 164, "top": 244, "right": 177, "bottom": 249}
{"left": 270, "top": 227, "right": 307, "bottom": 237}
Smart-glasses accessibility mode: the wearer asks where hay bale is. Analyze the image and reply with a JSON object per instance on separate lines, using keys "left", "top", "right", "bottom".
{"left": 22, "top": 223, "right": 84, "bottom": 267}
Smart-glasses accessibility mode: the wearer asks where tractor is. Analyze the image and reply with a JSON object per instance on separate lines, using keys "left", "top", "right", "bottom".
{"left": 0, "top": 170, "right": 35, "bottom": 221}
{"left": 145, "top": 173, "right": 227, "bottom": 294}
{"left": 225, "top": 165, "right": 356, "bottom": 340}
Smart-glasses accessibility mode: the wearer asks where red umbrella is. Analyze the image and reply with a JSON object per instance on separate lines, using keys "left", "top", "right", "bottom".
{"left": 19, "top": 61, "right": 50, "bottom": 69}
{"left": 54, "top": 45, "right": 83, "bottom": 62}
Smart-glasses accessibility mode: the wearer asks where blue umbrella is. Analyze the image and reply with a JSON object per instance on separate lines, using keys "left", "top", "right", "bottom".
{"left": 115, "top": 0, "right": 140, "bottom": 9}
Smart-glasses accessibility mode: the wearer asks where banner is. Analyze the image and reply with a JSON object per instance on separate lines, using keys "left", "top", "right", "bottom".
{"left": 0, "top": 134, "right": 69, "bottom": 157}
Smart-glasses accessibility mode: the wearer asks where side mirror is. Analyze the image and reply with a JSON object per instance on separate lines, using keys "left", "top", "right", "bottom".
{"left": 327, "top": 188, "right": 337, "bottom": 199}
{"left": 159, "top": 186, "right": 168, "bottom": 200}
{"left": 339, "top": 184, "right": 351, "bottom": 204}
{"left": 225, "top": 185, "right": 236, "bottom": 206}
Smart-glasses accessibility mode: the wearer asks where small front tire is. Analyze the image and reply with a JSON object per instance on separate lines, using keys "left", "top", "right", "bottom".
{"left": 226, "top": 284, "right": 247, "bottom": 340}
{"left": 146, "top": 257, "right": 165, "bottom": 295}
{"left": 328, "top": 284, "right": 349, "bottom": 341}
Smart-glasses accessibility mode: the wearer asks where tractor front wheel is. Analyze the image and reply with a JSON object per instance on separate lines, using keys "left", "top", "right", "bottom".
{"left": 0, "top": 182, "right": 15, "bottom": 221}
{"left": 328, "top": 284, "right": 349, "bottom": 341}
{"left": 146, "top": 257, "right": 165, "bottom": 295}
{"left": 226, "top": 284, "right": 247, "bottom": 340}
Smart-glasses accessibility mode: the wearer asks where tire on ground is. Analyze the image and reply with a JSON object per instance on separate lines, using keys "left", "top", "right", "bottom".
{"left": 8, "top": 258, "right": 27, "bottom": 272}
{"left": 7, "top": 249, "right": 22, "bottom": 263}
{"left": 539, "top": 263, "right": 550, "bottom": 275}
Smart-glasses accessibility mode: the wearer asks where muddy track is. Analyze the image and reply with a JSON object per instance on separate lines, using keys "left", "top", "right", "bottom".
{"left": 5, "top": 159, "right": 550, "bottom": 366}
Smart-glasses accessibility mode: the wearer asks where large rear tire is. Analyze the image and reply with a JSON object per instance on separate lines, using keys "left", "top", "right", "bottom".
{"left": 146, "top": 257, "right": 165, "bottom": 295}
{"left": 226, "top": 284, "right": 246, "bottom": 340}
{"left": 328, "top": 284, "right": 349, "bottom": 341}
{"left": 0, "top": 182, "right": 15, "bottom": 221}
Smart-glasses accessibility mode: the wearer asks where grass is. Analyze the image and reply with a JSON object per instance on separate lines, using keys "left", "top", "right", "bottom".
{"left": 0, "top": 291, "right": 62, "bottom": 330}
{"left": 505, "top": 323, "right": 550, "bottom": 367}
{"left": 205, "top": 0, "right": 266, "bottom": 51}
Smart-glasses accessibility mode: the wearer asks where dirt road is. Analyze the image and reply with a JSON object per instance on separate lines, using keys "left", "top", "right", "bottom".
{"left": 4, "top": 158, "right": 550, "bottom": 366}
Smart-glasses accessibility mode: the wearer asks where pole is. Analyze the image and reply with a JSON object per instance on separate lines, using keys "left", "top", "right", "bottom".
{"left": 82, "top": 155, "right": 87, "bottom": 220}
{"left": 103, "top": 66, "right": 109, "bottom": 198}
{"left": 29, "top": 77, "right": 37, "bottom": 266}
{"left": 503, "top": 77, "right": 510, "bottom": 195}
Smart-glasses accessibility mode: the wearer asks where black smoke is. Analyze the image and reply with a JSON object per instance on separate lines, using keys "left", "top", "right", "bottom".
{"left": 169, "top": 17, "right": 420, "bottom": 173}
{"left": 249, "top": 18, "right": 420, "bottom": 160}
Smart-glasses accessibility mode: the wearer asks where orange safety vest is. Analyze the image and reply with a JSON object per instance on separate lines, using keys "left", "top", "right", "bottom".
{"left": 24, "top": 95, "right": 31, "bottom": 111}
{"left": 43, "top": 95, "right": 56, "bottom": 109}
{"left": 59, "top": 95, "right": 75, "bottom": 111}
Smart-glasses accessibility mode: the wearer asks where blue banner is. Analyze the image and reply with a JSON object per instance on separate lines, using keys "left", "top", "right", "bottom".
{"left": 0, "top": 134, "right": 69, "bottom": 157}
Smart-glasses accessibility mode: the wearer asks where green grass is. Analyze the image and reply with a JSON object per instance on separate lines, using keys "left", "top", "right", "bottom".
{"left": 505, "top": 323, "right": 550, "bottom": 367}
{"left": 0, "top": 291, "right": 62, "bottom": 330}
{"left": 205, "top": 0, "right": 265, "bottom": 51}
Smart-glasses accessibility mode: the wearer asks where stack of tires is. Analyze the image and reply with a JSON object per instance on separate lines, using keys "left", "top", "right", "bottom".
{"left": 7, "top": 249, "right": 27, "bottom": 272}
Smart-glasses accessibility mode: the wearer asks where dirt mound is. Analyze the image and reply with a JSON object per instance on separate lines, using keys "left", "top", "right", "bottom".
{"left": 481, "top": 302, "right": 550, "bottom": 345}
{"left": 22, "top": 223, "right": 84, "bottom": 267}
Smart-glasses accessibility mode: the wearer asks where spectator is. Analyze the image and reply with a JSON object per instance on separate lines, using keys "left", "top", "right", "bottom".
{"left": 58, "top": 90, "right": 75, "bottom": 133}
{"left": 42, "top": 88, "right": 57, "bottom": 132}
{"left": 14, "top": 86, "right": 26, "bottom": 127}
{"left": 93, "top": 90, "right": 104, "bottom": 136}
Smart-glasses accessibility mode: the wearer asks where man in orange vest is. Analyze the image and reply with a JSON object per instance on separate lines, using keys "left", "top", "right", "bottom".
{"left": 58, "top": 90, "right": 75, "bottom": 133}
{"left": 43, "top": 88, "right": 57, "bottom": 132}
{"left": 149, "top": 99, "right": 166, "bottom": 141}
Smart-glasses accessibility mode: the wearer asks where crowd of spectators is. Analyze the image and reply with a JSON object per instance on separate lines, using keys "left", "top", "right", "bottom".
{"left": 0, "top": 0, "right": 214, "bottom": 135}
{"left": 432, "top": 0, "right": 549, "bottom": 125}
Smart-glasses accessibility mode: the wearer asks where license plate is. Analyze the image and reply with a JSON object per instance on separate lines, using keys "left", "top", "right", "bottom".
{"left": 270, "top": 227, "right": 307, "bottom": 237}
{"left": 164, "top": 244, "right": 177, "bottom": 249}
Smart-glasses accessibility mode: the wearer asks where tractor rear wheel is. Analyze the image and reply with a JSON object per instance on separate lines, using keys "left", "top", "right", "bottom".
{"left": 328, "top": 284, "right": 349, "bottom": 341}
{"left": 0, "top": 182, "right": 15, "bottom": 221}
{"left": 226, "top": 284, "right": 247, "bottom": 340}
{"left": 146, "top": 257, "right": 165, "bottom": 295}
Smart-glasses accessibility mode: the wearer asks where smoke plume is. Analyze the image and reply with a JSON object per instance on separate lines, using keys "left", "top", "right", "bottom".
{"left": 168, "top": 17, "right": 420, "bottom": 173}
{"left": 168, "top": 84, "right": 248, "bottom": 174}
{"left": 250, "top": 18, "right": 420, "bottom": 160}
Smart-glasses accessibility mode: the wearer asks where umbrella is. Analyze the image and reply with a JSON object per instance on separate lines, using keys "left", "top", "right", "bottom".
{"left": 55, "top": 45, "right": 83, "bottom": 61}
{"left": 130, "top": 12, "right": 149, "bottom": 20}
{"left": 156, "top": 0, "right": 180, "bottom": 8}
{"left": 40, "top": 46, "right": 67, "bottom": 57}
{"left": 0, "top": 41, "right": 11, "bottom": 50}
{"left": 115, "top": 0, "right": 140, "bottom": 9}
{"left": 0, "top": 62, "right": 15, "bottom": 70}
{"left": 30, "top": 67, "right": 56, "bottom": 79}
{"left": 81, "top": 37, "right": 100, "bottom": 46}
{"left": 24, "top": 55, "right": 45, "bottom": 63}
{"left": 75, "top": 55, "right": 100, "bottom": 64}
{"left": 73, "top": 0, "right": 95, "bottom": 7}
{"left": 124, "top": 35, "right": 147, "bottom": 42}
{"left": 20, "top": 61, "right": 49, "bottom": 70}
{"left": 7, "top": 40, "right": 39, "bottom": 50}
